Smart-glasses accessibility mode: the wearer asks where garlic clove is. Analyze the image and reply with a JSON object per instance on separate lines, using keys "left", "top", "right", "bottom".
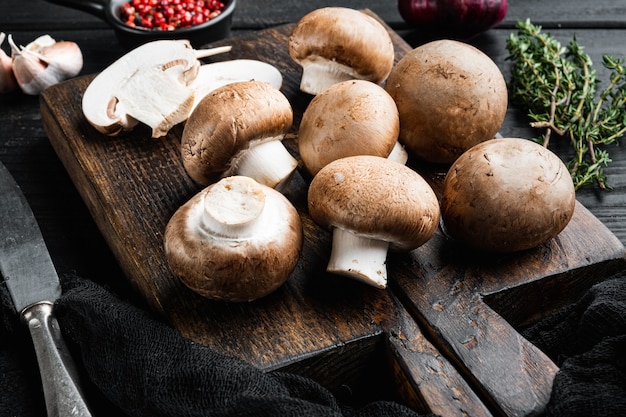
{"left": 23, "top": 34, "right": 57, "bottom": 50}
{"left": 36, "top": 41, "right": 83, "bottom": 79}
{"left": 9, "top": 35, "right": 49, "bottom": 95}
{"left": 0, "top": 32, "right": 18, "bottom": 93}
{"left": 8, "top": 34, "right": 83, "bottom": 95}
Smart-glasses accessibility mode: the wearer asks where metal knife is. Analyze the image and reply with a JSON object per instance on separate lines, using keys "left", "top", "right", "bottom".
{"left": 0, "top": 162, "right": 92, "bottom": 417}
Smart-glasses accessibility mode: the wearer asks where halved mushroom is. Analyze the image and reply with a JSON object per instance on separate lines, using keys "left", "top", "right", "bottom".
{"left": 288, "top": 7, "right": 395, "bottom": 95}
{"left": 181, "top": 80, "right": 297, "bottom": 190}
{"left": 308, "top": 155, "right": 440, "bottom": 288}
{"left": 82, "top": 40, "right": 284, "bottom": 139}
{"left": 298, "top": 79, "right": 404, "bottom": 177}
{"left": 164, "top": 175, "right": 303, "bottom": 302}
{"left": 82, "top": 40, "right": 230, "bottom": 138}
{"left": 190, "top": 59, "right": 283, "bottom": 110}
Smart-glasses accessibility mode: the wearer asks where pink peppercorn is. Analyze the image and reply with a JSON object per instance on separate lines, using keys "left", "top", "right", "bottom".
{"left": 119, "top": 0, "right": 225, "bottom": 30}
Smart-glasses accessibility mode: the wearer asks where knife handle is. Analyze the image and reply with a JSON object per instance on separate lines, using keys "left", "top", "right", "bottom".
{"left": 22, "top": 302, "right": 93, "bottom": 417}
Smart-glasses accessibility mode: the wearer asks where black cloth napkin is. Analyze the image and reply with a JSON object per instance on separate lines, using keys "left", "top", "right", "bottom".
{"left": 0, "top": 274, "right": 431, "bottom": 417}
{"left": 2, "top": 270, "right": 626, "bottom": 417}
{"left": 521, "top": 273, "right": 626, "bottom": 417}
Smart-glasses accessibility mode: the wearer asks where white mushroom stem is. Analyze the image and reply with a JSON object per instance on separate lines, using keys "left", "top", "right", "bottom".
{"left": 225, "top": 137, "right": 298, "bottom": 191}
{"left": 388, "top": 141, "right": 408, "bottom": 165}
{"left": 193, "top": 45, "right": 233, "bottom": 59}
{"left": 299, "top": 58, "right": 359, "bottom": 95}
{"left": 198, "top": 176, "right": 267, "bottom": 239}
{"left": 326, "top": 227, "right": 390, "bottom": 289}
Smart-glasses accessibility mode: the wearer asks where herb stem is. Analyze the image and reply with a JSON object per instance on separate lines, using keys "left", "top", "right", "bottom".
{"left": 506, "top": 19, "right": 626, "bottom": 190}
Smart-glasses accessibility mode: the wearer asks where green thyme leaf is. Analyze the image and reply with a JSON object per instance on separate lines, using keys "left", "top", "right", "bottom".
{"left": 506, "top": 19, "right": 626, "bottom": 190}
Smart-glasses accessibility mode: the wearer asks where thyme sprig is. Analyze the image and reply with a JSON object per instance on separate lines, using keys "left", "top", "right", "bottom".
{"left": 506, "top": 19, "right": 626, "bottom": 190}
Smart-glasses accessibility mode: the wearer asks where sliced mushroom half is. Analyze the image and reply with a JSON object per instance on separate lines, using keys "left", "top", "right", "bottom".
{"left": 82, "top": 40, "right": 284, "bottom": 139}
{"left": 82, "top": 40, "right": 229, "bottom": 138}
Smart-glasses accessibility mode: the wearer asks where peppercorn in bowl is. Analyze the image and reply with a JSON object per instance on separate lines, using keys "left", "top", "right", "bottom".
{"left": 44, "top": 0, "right": 236, "bottom": 49}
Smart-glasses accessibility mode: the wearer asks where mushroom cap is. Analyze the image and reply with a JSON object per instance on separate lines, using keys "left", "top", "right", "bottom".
{"left": 384, "top": 39, "right": 508, "bottom": 164}
{"left": 298, "top": 80, "right": 400, "bottom": 176}
{"left": 440, "top": 138, "right": 576, "bottom": 253}
{"left": 181, "top": 80, "right": 293, "bottom": 186}
{"left": 164, "top": 176, "right": 303, "bottom": 302}
{"left": 308, "top": 155, "right": 440, "bottom": 251}
{"left": 288, "top": 7, "right": 395, "bottom": 94}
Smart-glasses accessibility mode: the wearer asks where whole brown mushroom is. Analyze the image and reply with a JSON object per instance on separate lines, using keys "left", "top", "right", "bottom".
{"left": 384, "top": 39, "right": 508, "bottom": 164}
{"left": 440, "top": 138, "right": 576, "bottom": 253}
{"left": 164, "top": 175, "right": 303, "bottom": 302}
{"left": 181, "top": 80, "right": 297, "bottom": 190}
{"left": 288, "top": 7, "right": 395, "bottom": 95}
{"left": 308, "top": 155, "right": 440, "bottom": 288}
{"left": 298, "top": 79, "right": 405, "bottom": 177}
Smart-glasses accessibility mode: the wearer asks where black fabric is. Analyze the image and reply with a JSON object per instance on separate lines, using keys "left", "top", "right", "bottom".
{"left": 1, "top": 270, "right": 625, "bottom": 417}
{"left": 522, "top": 274, "right": 626, "bottom": 417}
{"left": 0, "top": 275, "right": 429, "bottom": 417}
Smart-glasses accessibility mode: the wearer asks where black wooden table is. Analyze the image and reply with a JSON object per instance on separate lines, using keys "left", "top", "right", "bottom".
{"left": 1, "top": 0, "right": 626, "bottom": 415}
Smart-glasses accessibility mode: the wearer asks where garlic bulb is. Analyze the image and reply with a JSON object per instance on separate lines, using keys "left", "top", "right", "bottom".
{"left": 0, "top": 32, "right": 18, "bottom": 93}
{"left": 8, "top": 34, "right": 83, "bottom": 95}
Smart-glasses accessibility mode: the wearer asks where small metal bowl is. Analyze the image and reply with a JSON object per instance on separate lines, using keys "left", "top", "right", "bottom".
{"left": 45, "top": 0, "right": 236, "bottom": 49}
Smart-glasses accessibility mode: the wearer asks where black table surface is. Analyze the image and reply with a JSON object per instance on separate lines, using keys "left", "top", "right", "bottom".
{"left": 1, "top": 0, "right": 626, "bottom": 362}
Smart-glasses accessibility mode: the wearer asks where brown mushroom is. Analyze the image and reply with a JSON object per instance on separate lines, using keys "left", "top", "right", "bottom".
{"left": 384, "top": 39, "right": 508, "bottom": 164}
{"left": 308, "top": 155, "right": 440, "bottom": 288}
{"left": 288, "top": 7, "right": 395, "bottom": 95}
{"left": 440, "top": 138, "right": 576, "bottom": 253}
{"left": 164, "top": 175, "right": 303, "bottom": 302}
{"left": 298, "top": 79, "right": 404, "bottom": 177}
{"left": 181, "top": 80, "right": 297, "bottom": 190}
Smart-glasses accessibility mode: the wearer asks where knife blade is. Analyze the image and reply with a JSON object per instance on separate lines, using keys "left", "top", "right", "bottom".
{"left": 0, "top": 161, "right": 92, "bottom": 417}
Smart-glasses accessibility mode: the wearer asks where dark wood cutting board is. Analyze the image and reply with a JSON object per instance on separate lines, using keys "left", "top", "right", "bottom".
{"left": 40, "top": 12, "right": 626, "bottom": 417}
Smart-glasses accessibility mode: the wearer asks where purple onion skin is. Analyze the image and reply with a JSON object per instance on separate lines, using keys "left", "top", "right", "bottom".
{"left": 398, "top": 0, "right": 508, "bottom": 39}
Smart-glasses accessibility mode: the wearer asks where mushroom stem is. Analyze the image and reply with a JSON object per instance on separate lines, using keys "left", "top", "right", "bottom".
{"left": 299, "top": 60, "right": 357, "bottom": 95}
{"left": 226, "top": 137, "right": 298, "bottom": 191}
{"left": 327, "top": 227, "right": 390, "bottom": 289}
{"left": 193, "top": 45, "right": 233, "bottom": 59}
{"left": 388, "top": 141, "right": 409, "bottom": 165}
{"left": 199, "top": 176, "right": 267, "bottom": 239}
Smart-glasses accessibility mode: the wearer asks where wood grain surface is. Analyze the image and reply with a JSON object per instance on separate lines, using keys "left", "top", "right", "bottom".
{"left": 39, "top": 14, "right": 626, "bottom": 416}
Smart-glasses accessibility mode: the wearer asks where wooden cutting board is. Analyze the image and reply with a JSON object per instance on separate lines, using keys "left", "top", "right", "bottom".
{"left": 40, "top": 12, "right": 626, "bottom": 417}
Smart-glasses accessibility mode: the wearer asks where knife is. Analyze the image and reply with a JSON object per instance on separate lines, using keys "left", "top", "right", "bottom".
{"left": 0, "top": 162, "right": 92, "bottom": 417}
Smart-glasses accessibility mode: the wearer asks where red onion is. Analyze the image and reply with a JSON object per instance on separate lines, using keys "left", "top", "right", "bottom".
{"left": 398, "top": 0, "right": 508, "bottom": 39}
